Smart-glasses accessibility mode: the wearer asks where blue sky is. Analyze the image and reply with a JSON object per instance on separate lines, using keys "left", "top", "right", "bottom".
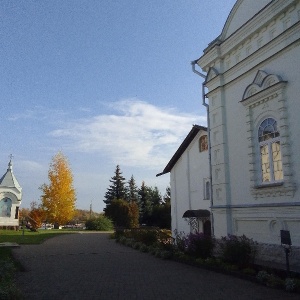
{"left": 0, "top": 0, "right": 236, "bottom": 212}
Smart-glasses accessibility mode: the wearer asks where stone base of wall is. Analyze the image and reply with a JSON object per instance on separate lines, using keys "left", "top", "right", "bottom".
{"left": 255, "top": 243, "right": 300, "bottom": 272}
{"left": 213, "top": 239, "right": 300, "bottom": 272}
{"left": 0, "top": 226, "right": 19, "bottom": 230}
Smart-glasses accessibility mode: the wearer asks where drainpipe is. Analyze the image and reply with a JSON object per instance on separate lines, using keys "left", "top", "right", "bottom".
{"left": 191, "top": 60, "right": 214, "bottom": 236}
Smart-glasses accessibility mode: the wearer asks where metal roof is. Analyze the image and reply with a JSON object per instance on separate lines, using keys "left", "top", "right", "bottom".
{"left": 182, "top": 209, "right": 210, "bottom": 218}
{"left": 0, "top": 160, "right": 22, "bottom": 193}
{"left": 156, "top": 124, "right": 207, "bottom": 177}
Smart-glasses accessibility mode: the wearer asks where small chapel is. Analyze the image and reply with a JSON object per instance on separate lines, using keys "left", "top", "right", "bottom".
{"left": 0, "top": 158, "right": 22, "bottom": 230}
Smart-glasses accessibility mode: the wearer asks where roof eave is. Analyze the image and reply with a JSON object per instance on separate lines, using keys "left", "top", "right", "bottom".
{"left": 156, "top": 125, "right": 207, "bottom": 177}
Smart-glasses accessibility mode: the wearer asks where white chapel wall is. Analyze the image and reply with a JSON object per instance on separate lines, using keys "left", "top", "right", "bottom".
{"left": 170, "top": 131, "right": 209, "bottom": 236}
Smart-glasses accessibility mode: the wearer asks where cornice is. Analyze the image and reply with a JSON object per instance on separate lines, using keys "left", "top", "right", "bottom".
{"left": 204, "top": 23, "right": 300, "bottom": 94}
{"left": 212, "top": 202, "right": 300, "bottom": 209}
{"left": 198, "top": 0, "right": 297, "bottom": 69}
{"left": 240, "top": 81, "right": 287, "bottom": 107}
{"left": 219, "top": 0, "right": 296, "bottom": 59}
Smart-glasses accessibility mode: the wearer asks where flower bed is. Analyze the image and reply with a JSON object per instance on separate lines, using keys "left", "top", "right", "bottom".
{"left": 115, "top": 229, "right": 300, "bottom": 293}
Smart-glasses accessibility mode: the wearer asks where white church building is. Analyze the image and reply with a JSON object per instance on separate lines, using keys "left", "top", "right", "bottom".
{"left": 157, "top": 125, "right": 210, "bottom": 235}
{"left": 158, "top": 0, "right": 300, "bottom": 267}
{"left": 194, "top": 0, "right": 300, "bottom": 247}
{"left": 0, "top": 159, "right": 22, "bottom": 229}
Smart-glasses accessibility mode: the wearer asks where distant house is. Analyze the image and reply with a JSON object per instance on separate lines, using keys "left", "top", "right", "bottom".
{"left": 0, "top": 159, "right": 22, "bottom": 229}
{"left": 193, "top": 0, "right": 300, "bottom": 247}
{"left": 157, "top": 125, "right": 210, "bottom": 236}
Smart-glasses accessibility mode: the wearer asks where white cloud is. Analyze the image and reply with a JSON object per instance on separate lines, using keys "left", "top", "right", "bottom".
{"left": 7, "top": 106, "right": 67, "bottom": 121}
{"left": 50, "top": 99, "right": 206, "bottom": 169}
{"left": 17, "top": 160, "right": 45, "bottom": 173}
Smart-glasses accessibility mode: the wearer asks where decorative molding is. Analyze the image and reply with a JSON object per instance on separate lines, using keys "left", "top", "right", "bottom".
{"left": 212, "top": 202, "right": 300, "bottom": 209}
{"left": 205, "top": 67, "right": 219, "bottom": 83}
{"left": 242, "top": 71, "right": 284, "bottom": 101}
{"left": 198, "top": 0, "right": 299, "bottom": 71}
{"left": 240, "top": 70, "right": 296, "bottom": 199}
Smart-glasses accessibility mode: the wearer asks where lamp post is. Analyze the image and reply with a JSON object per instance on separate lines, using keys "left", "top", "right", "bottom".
{"left": 22, "top": 217, "right": 25, "bottom": 236}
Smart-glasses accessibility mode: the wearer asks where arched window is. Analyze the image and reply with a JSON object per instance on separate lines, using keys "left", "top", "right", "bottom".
{"left": 205, "top": 181, "right": 210, "bottom": 200}
{"left": 199, "top": 135, "right": 208, "bottom": 152}
{"left": 258, "top": 118, "right": 283, "bottom": 183}
{"left": 0, "top": 198, "right": 12, "bottom": 217}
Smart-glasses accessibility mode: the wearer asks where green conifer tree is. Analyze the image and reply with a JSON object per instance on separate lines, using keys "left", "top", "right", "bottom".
{"left": 138, "top": 181, "right": 152, "bottom": 225}
{"left": 163, "top": 186, "right": 171, "bottom": 204}
{"left": 103, "top": 165, "right": 127, "bottom": 205}
{"left": 127, "top": 175, "right": 139, "bottom": 203}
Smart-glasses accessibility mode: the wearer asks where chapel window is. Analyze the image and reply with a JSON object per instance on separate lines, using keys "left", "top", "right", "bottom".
{"left": 199, "top": 135, "right": 208, "bottom": 152}
{"left": 258, "top": 118, "right": 283, "bottom": 183}
{"left": 0, "top": 198, "right": 12, "bottom": 217}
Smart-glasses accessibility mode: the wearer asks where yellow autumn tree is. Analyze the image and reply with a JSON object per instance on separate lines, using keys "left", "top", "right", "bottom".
{"left": 27, "top": 201, "right": 45, "bottom": 230}
{"left": 40, "top": 152, "right": 76, "bottom": 225}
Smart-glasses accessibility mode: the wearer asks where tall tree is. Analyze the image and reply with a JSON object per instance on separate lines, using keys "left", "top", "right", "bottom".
{"left": 103, "top": 165, "right": 127, "bottom": 205}
{"left": 163, "top": 186, "right": 171, "bottom": 204}
{"left": 151, "top": 201, "right": 171, "bottom": 229}
{"left": 148, "top": 186, "right": 162, "bottom": 206}
{"left": 105, "top": 199, "right": 139, "bottom": 228}
{"left": 28, "top": 201, "right": 45, "bottom": 230}
{"left": 138, "top": 181, "right": 152, "bottom": 225}
{"left": 151, "top": 187, "right": 171, "bottom": 229}
{"left": 40, "top": 152, "right": 76, "bottom": 225}
{"left": 127, "top": 175, "right": 139, "bottom": 203}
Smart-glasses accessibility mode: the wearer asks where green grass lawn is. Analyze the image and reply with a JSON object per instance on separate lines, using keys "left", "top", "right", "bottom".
{"left": 0, "top": 229, "right": 77, "bottom": 245}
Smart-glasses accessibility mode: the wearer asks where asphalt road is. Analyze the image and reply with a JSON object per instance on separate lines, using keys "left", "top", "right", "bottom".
{"left": 12, "top": 232, "right": 300, "bottom": 300}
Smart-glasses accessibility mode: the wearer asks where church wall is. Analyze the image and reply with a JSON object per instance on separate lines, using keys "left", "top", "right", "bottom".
{"left": 198, "top": 0, "right": 300, "bottom": 246}
{"left": 220, "top": 48, "right": 300, "bottom": 245}
{"left": 170, "top": 131, "right": 209, "bottom": 236}
{"left": 171, "top": 155, "right": 190, "bottom": 234}
{"left": 225, "top": 45, "right": 300, "bottom": 207}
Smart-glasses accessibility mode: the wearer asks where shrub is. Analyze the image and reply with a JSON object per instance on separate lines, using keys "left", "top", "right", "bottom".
{"left": 160, "top": 250, "right": 172, "bottom": 259}
{"left": 148, "top": 246, "right": 157, "bottom": 255}
{"left": 184, "top": 232, "right": 215, "bottom": 259}
{"left": 157, "top": 230, "right": 173, "bottom": 251}
{"left": 285, "top": 278, "right": 300, "bottom": 292}
{"left": 131, "top": 229, "right": 158, "bottom": 246}
{"left": 132, "top": 242, "right": 143, "bottom": 249}
{"left": 105, "top": 199, "right": 139, "bottom": 228}
{"left": 154, "top": 249, "right": 162, "bottom": 258}
{"left": 222, "top": 263, "right": 239, "bottom": 272}
{"left": 256, "top": 270, "right": 270, "bottom": 284}
{"left": 285, "top": 278, "right": 297, "bottom": 292}
{"left": 266, "top": 274, "right": 285, "bottom": 288}
{"left": 218, "top": 234, "right": 257, "bottom": 268}
{"left": 117, "top": 236, "right": 127, "bottom": 245}
{"left": 139, "top": 244, "right": 148, "bottom": 253}
{"left": 195, "top": 258, "right": 205, "bottom": 265}
{"left": 242, "top": 267, "right": 256, "bottom": 276}
{"left": 125, "top": 239, "right": 134, "bottom": 247}
{"left": 173, "top": 230, "right": 187, "bottom": 252}
{"left": 85, "top": 215, "right": 114, "bottom": 231}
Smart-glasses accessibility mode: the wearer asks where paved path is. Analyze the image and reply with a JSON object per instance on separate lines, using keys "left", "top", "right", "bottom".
{"left": 12, "top": 232, "right": 299, "bottom": 300}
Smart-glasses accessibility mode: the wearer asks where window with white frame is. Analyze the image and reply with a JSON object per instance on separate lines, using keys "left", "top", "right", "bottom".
{"left": 199, "top": 135, "right": 208, "bottom": 152}
{"left": 203, "top": 178, "right": 210, "bottom": 200}
{"left": 241, "top": 70, "right": 294, "bottom": 197}
{"left": 258, "top": 118, "right": 283, "bottom": 183}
